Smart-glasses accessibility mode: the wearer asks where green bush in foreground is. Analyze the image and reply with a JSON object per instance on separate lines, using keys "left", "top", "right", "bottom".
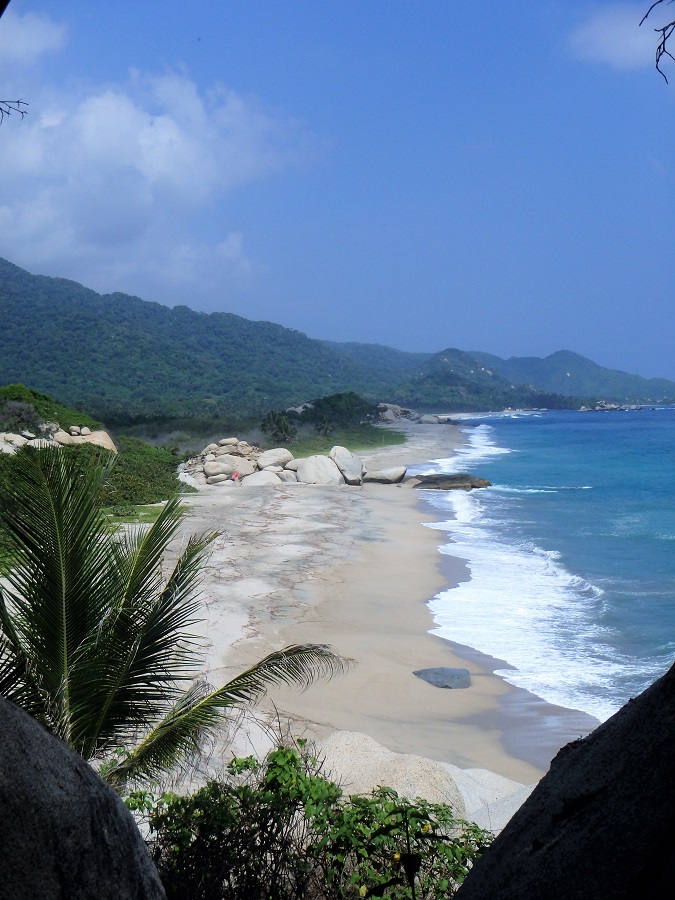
{"left": 135, "top": 743, "right": 491, "bottom": 899}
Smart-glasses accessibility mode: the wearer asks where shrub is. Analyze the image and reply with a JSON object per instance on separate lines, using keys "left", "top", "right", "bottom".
{"left": 141, "top": 743, "right": 492, "bottom": 899}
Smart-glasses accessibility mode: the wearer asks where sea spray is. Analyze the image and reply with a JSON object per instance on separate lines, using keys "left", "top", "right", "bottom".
{"left": 415, "top": 409, "right": 675, "bottom": 722}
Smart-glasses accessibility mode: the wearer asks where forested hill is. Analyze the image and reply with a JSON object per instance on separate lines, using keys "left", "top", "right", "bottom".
{"left": 1, "top": 257, "right": 671, "bottom": 418}
{"left": 470, "top": 350, "right": 675, "bottom": 404}
{"left": 0, "top": 257, "right": 389, "bottom": 419}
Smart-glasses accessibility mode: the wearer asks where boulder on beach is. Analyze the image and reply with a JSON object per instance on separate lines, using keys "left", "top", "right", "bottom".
{"left": 412, "top": 473, "right": 491, "bottom": 491}
{"left": 316, "top": 731, "right": 533, "bottom": 837}
{"left": 456, "top": 660, "right": 675, "bottom": 899}
{"left": 419, "top": 414, "right": 440, "bottom": 424}
{"left": 204, "top": 460, "right": 236, "bottom": 478}
{"left": 363, "top": 466, "right": 407, "bottom": 484}
{"left": 277, "top": 470, "right": 299, "bottom": 483}
{"left": 0, "top": 697, "right": 165, "bottom": 899}
{"left": 414, "top": 667, "right": 471, "bottom": 689}
{"left": 257, "top": 448, "right": 294, "bottom": 469}
{"left": 329, "top": 445, "right": 365, "bottom": 485}
{"left": 295, "top": 455, "right": 345, "bottom": 485}
{"left": 240, "top": 470, "right": 283, "bottom": 487}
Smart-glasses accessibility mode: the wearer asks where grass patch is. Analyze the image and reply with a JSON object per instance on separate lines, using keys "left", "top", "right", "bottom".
{"left": 105, "top": 503, "right": 167, "bottom": 527}
{"left": 289, "top": 424, "right": 406, "bottom": 458}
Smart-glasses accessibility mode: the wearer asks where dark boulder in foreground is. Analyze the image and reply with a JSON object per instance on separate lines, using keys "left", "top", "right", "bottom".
{"left": 411, "top": 473, "right": 492, "bottom": 490}
{"left": 456, "top": 662, "right": 675, "bottom": 899}
{"left": 0, "top": 697, "right": 166, "bottom": 900}
{"left": 414, "top": 667, "right": 471, "bottom": 689}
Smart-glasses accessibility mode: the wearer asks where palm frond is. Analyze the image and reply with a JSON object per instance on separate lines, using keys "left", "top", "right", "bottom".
{"left": 0, "top": 448, "right": 116, "bottom": 739}
{"left": 106, "top": 644, "right": 350, "bottom": 786}
{"left": 75, "top": 530, "right": 216, "bottom": 758}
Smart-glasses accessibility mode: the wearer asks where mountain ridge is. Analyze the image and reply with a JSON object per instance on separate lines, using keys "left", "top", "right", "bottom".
{"left": 2, "top": 256, "right": 673, "bottom": 417}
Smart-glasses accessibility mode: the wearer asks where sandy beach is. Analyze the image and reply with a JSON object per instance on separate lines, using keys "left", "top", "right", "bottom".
{"left": 178, "top": 421, "right": 598, "bottom": 790}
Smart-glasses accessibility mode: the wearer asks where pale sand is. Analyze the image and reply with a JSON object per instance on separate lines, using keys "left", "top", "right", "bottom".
{"left": 179, "top": 421, "right": 597, "bottom": 787}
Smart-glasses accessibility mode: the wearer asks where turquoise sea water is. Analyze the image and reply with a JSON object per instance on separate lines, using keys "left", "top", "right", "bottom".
{"left": 413, "top": 408, "right": 675, "bottom": 722}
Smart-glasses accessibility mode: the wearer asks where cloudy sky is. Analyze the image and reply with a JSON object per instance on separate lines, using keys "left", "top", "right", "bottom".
{"left": 1, "top": 1, "right": 675, "bottom": 378}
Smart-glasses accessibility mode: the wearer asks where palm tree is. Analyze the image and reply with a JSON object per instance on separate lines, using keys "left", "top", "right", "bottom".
{"left": 0, "top": 447, "right": 346, "bottom": 787}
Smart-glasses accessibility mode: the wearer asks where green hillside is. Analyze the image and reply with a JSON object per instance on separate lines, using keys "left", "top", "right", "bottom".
{"left": 2, "top": 256, "right": 672, "bottom": 417}
{"left": 0, "top": 258, "right": 386, "bottom": 420}
{"left": 469, "top": 350, "right": 675, "bottom": 403}
{"left": 391, "top": 348, "right": 579, "bottom": 411}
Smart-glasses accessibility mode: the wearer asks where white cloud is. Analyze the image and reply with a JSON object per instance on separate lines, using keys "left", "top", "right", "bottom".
{"left": 569, "top": 2, "right": 669, "bottom": 69}
{"left": 0, "top": 9, "right": 67, "bottom": 66}
{"left": 0, "top": 63, "right": 319, "bottom": 306}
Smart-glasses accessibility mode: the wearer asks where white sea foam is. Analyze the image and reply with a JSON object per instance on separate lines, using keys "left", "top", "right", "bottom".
{"left": 420, "top": 425, "right": 660, "bottom": 722}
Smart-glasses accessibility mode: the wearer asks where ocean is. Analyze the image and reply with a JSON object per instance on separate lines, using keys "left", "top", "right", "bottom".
{"left": 413, "top": 407, "right": 675, "bottom": 723}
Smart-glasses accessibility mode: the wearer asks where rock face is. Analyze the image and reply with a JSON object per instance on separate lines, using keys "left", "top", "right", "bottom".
{"left": 295, "top": 455, "right": 345, "bottom": 485}
{"left": 456, "top": 661, "right": 675, "bottom": 899}
{"left": 363, "top": 466, "right": 407, "bottom": 484}
{"left": 413, "top": 667, "right": 471, "bottom": 689}
{"left": 329, "top": 446, "right": 365, "bottom": 485}
{"left": 0, "top": 697, "right": 166, "bottom": 900}
{"left": 419, "top": 414, "right": 440, "bottom": 424}
{"left": 412, "top": 473, "right": 491, "bottom": 491}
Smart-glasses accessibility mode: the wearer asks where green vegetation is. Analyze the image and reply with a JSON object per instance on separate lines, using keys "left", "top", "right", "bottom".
{"left": 0, "top": 383, "right": 100, "bottom": 432}
{"left": 469, "top": 349, "right": 675, "bottom": 404}
{"left": 2, "top": 255, "right": 649, "bottom": 417}
{"left": 0, "top": 449, "right": 346, "bottom": 787}
{"left": 289, "top": 426, "right": 406, "bottom": 458}
{"left": 393, "top": 348, "right": 579, "bottom": 412}
{"left": 132, "top": 742, "right": 491, "bottom": 899}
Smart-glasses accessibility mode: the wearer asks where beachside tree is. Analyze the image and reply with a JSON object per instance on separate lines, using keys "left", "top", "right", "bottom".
{"left": 0, "top": 447, "right": 346, "bottom": 787}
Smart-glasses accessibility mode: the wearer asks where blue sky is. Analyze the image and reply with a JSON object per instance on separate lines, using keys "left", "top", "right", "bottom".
{"left": 1, "top": 1, "right": 674, "bottom": 378}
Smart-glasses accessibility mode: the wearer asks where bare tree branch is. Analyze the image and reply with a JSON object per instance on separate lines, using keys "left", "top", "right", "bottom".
{"left": 0, "top": 99, "right": 28, "bottom": 125}
{"left": 641, "top": 0, "right": 675, "bottom": 82}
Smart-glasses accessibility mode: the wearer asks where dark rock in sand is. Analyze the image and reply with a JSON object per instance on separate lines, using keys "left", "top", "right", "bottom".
{"left": 411, "top": 473, "right": 491, "bottom": 491}
{"left": 0, "top": 696, "right": 166, "bottom": 900}
{"left": 456, "top": 660, "right": 675, "bottom": 900}
{"left": 414, "top": 667, "right": 471, "bottom": 689}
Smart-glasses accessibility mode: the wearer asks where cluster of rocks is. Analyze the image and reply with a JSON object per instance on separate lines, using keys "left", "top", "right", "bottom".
{"left": 580, "top": 401, "right": 645, "bottom": 412}
{"left": 179, "top": 438, "right": 407, "bottom": 488}
{"left": 377, "top": 403, "right": 455, "bottom": 425}
{"left": 1, "top": 424, "right": 117, "bottom": 455}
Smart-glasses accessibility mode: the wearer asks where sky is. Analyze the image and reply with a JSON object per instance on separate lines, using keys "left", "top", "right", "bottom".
{"left": 1, "top": 1, "right": 675, "bottom": 379}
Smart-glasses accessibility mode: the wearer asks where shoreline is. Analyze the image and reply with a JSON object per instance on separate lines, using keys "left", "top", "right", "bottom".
{"left": 180, "top": 420, "right": 597, "bottom": 787}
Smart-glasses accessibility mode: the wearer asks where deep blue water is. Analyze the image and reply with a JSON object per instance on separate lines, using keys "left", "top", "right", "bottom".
{"left": 414, "top": 408, "right": 675, "bottom": 721}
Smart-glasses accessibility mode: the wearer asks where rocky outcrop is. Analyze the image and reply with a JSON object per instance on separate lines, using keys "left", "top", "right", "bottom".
{"left": 0, "top": 696, "right": 165, "bottom": 899}
{"left": 411, "top": 473, "right": 491, "bottom": 491}
{"left": 181, "top": 437, "right": 411, "bottom": 490}
{"left": 456, "top": 661, "right": 675, "bottom": 899}
{"left": 329, "top": 446, "right": 365, "bottom": 485}
{"left": 0, "top": 426, "right": 117, "bottom": 455}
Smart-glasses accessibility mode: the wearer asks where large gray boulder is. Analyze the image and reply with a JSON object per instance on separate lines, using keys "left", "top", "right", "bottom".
{"left": 295, "top": 455, "right": 345, "bottom": 485}
{"left": 208, "top": 454, "right": 255, "bottom": 477}
{"left": 257, "top": 448, "right": 294, "bottom": 469}
{"left": 0, "top": 697, "right": 166, "bottom": 899}
{"left": 240, "top": 470, "right": 282, "bottom": 487}
{"left": 203, "top": 459, "right": 236, "bottom": 478}
{"left": 363, "top": 466, "right": 407, "bottom": 484}
{"left": 457, "top": 661, "right": 675, "bottom": 899}
{"left": 329, "top": 446, "right": 365, "bottom": 485}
